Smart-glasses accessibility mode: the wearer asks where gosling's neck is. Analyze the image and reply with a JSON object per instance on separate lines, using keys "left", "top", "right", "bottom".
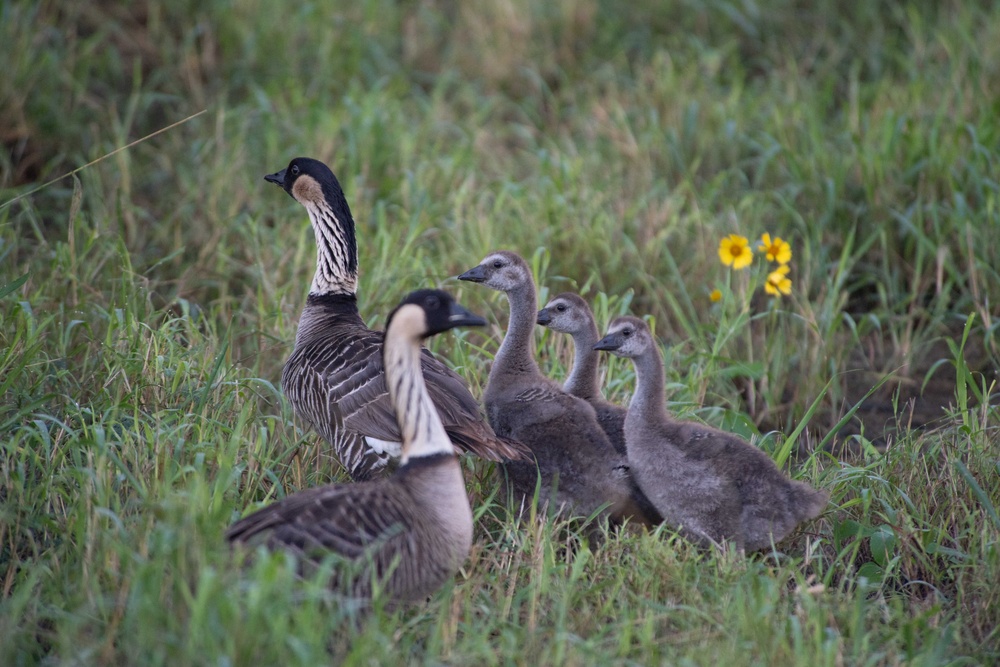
{"left": 563, "top": 322, "right": 601, "bottom": 399}
{"left": 494, "top": 284, "right": 541, "bottom": 378}
{"left": 628, "top": 345, "right": 669, "bottom": 425}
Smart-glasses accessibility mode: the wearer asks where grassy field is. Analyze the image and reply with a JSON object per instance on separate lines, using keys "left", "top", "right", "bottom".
{"left": 2, "top": 0, "right": 999, "bottom": 664}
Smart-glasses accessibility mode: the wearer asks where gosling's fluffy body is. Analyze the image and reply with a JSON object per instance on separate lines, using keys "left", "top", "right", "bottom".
{"left": 266, "top": 158, "right": 528, "bottom": 480}
{"left": 458, "top": 252, "right": 654, "bottom": 526}
{"left": 227, "top": 290, "right": 479, "bottom": 601}
{"left": 596, "top": 316, "right": 828, "bottom": 550}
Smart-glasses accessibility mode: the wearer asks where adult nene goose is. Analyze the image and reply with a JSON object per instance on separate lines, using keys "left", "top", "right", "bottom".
{"left": 265, "top": 157, "right": 527, "bottom": 480}
{"left": 227, "top": 289, "right": 481, "bottom": 601}
{"left": 458, "top": 251, "right": 659, "bottom": 527}
{"left": 595, "top": 316, "right": 828, "bottom": 551}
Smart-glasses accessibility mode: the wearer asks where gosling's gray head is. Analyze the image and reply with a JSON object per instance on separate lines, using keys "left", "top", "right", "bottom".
{"left": 593, "top": 316, "right": 655, "bottom": 358}
{"left": 536, "top": 292, "right": 593, "bottom": 334}
{"left": 457, "top": 250, "right": 533, "bottom": 293}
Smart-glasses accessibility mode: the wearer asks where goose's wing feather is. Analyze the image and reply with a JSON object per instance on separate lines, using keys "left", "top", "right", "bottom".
{"left": 336, "top": 342, "right": 487, "bottom": 442}
{"left": 308, "top": 328, "right": 529, "bottom": 461}
{"left": 226, "top": 481, "right": 414, "bottom": 562}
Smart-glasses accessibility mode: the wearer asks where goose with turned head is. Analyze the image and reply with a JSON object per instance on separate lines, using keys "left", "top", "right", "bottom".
{"left": 227, "top": 289, "right": 481, "bottom": 601}
{"left": 458, "top": 251, "right": 659, "bottom": 527}
{"left": 595, "top": 316, "right": 829, "bottom": 551}
{"left": 264, "top": 157, "right": 529, "bottom": 480}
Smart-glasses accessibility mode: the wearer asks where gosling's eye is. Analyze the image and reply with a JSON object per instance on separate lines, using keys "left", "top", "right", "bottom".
{"left": 622, "top": 329, "right": 633, "bottom": 337}
{"left": 492, "top": 260, "right": 503, "bottom": 269}
{"left": 425, "top": 295, "right": 440, "bottom": 310}
{"left": 556, "top": 304, "right": 567, "bottom": 312}
{"left": 291, "top": 164, "right": 300, "bottom": 176}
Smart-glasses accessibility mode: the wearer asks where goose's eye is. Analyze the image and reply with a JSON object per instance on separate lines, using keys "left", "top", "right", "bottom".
{"left": 291, "top": 164, "right": 300, "bottom": 176}
{"left": 492, "top": 260, "right": 503, "bottom": 269}
{"left": 556, "top": 304, "right": 566, "bottom": 312}
{"left": 622, "top": 329, "right": 633, "bottom": 337}
{"left": 425, "top": 296, "right": 440, "bottom": 310}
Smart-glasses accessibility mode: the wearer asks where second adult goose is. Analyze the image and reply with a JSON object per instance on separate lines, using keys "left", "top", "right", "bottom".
{"left": 227, "top": 289, "right": 481, "bottom": 601}
{"left": 595, "top": 316, "right": 829, "bottom": 551}
{"left": 265, "top": 157, "right": 528, "bottom": 480}
{"left": 458, "top": 251, "right": 659, "bottom": 526}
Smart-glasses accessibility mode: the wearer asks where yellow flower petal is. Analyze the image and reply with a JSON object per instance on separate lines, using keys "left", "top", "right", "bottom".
{"left": 718, "top": 234, "right": 753, "bottom": 269}
{"left": 759, "top": 233, "right": 792, "bottom": 264}
{"left": 766, "top": 265, "right": 792, "bottom": 296}
{"left": 709, "top": 288, "right": 722, "bottom": 302}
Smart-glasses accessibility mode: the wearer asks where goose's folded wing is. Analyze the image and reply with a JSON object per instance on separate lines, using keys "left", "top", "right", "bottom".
{"left": 226, "top": 482, "right": 413, "bottom": 562}
{"left": 325, "top": 333, "right": 501, "bottom": 443}
{"left": 302, "top": 328, "right": 529, "bottom": 461}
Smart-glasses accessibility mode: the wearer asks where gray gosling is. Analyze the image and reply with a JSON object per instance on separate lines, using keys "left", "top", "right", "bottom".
{"left": 265, "top": 157, "right": 528, "bottom": 480}
{"left": 227, "top": 289, "right": 481, "bottom": 601}
{"left": 537, "top": 292, "right": 664, "bottom": 526}
{"left": 537, "top": 292, "right": 628, "bottom": 454}
{"left": 595, "top": 316, "right": 829, "bottom": 551}
{"left": 458, "top": 251, "right": 653, "bottom": 526}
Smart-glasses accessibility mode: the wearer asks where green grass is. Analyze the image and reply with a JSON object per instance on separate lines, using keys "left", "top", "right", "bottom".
{"left": 2, "top": 0, "right": 999, "bottom": 663}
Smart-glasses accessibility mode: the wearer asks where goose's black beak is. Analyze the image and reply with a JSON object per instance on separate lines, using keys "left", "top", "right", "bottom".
{"left": 593, "top": 334, "right": 620, "bottom": 352}
{"left": 536, "top": 309, "right": 552, "bottom": 326}
{"left": 264, "top": 169, "right": 286, "bottom": 186}
{"left": 447, "top": 302, "right": 487, "bottom": 328}
{"left": 457, "top": 266, "right": 487, "bottom": 283}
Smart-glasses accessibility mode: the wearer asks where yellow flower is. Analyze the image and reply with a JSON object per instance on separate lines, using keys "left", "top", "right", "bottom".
{"left": 709, "top": 288, "right": 722, "bottom": 302}
{"left": 765, "top": 264, "right": 792, "bottom": 296}
{"left": 759, "top": 233, "right": 791, "bottom": 264}
{"left": 718, "top": 234, "right": 753, "bottom": 269}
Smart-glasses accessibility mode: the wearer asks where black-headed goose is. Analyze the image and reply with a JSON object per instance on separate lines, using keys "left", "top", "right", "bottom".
{"left": 227, "top": 289, "right": 482, "bottom": 601}
{"left": 595, "top": 316, "right": 828, "bottom": 550}
{"left": 265, "top": 158, "right": 528, "bottom": 480}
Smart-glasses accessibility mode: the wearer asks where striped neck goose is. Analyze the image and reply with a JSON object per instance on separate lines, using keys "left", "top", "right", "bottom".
{"left": 536, "top": 292, "right": 628, "bottom": 455}
{"left": 458, "top": 251, "right": 659, "bottom": 526}
{"left": 264, "top": 157, "right": 527, "bottom": 480}
{"left": 595, "top": 316, "right": 829, "bottom": 551}
{"left": 227, "top": 289, "right": 481, "bottom": 601}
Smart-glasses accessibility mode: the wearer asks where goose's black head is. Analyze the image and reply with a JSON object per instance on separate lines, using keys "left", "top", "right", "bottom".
{"left": 264, "top": 157, "right": 351, "bottom": 213}
{"left": 387, "top": 289, "right": 486, "bottom": 340}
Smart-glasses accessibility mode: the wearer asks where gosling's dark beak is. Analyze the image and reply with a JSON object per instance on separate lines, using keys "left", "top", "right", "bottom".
{"left": 457, "top": 265, "right": 487, "bottom": 283}
{"left": 593, "top": 334, "right": 620, "bottom": 352}
{"left": 264, "top": 169, "right": 286, "bottom": 186}
{"left": 447, "top": 301, "right": 487, "bottom": 328}
{"left": 536, "top": 309, "right": 552, "bottom": 326}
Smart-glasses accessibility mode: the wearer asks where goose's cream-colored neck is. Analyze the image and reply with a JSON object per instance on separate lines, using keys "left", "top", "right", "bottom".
{"left": 383, "top": 304, "right": 454, "bottom": 462}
